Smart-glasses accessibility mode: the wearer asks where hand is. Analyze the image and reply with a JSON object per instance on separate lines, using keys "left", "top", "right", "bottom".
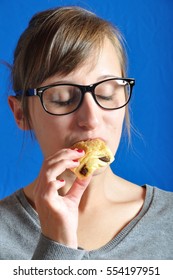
{"left": 33, "top": 148, "right": 91, "bottom": 248}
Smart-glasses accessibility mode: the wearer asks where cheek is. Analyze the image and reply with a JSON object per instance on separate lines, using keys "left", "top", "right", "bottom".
{"left": 105, "top": 108, "right": 125, "bottom": 131}
{"left": 105, "top": 109, "right": 125, "bottom": 153}
{"left": 28, "top": 99, "right": 74, "bottom": 155}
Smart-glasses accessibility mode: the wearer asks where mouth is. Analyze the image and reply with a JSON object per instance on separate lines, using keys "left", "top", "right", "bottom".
{"left": 71, "top": 137, "right": 106, "bottom": 146}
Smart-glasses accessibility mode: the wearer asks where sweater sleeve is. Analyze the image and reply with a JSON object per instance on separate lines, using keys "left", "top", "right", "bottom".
{"left": 32, "top": 234, "right": 86, "bottom": 260}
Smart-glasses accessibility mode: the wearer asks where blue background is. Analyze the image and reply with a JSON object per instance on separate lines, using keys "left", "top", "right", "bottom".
{"left": 0, "top": 0, "right": 173, "bottom": 199}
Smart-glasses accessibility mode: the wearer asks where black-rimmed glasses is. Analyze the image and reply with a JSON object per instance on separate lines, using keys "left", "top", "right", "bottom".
{"left": 15, "top": 78, "right": 135, "bottom": 116}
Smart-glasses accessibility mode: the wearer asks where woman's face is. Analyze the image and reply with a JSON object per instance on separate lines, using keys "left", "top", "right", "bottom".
{"left": 28, "top": 38, "right": 125, "bottom": 158}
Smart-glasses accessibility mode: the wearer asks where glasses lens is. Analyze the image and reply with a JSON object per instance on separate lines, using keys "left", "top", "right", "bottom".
{"left": 95, "top": 79, "right": 131, "bottom": 109}
{"left": 42, "top": 85, "right": 82, "bottom": 115}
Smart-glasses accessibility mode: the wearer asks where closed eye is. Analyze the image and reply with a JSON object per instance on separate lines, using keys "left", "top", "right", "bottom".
{"left": 96, "top": 95, "right": 113, "bottom": 101}
{"left": 51, "top": 97, "right": 76, "bottom": 106}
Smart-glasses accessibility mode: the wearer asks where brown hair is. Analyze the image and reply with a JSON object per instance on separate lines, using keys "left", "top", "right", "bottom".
{"left": 12, "top": 6, "right": 130, "bottom": 135}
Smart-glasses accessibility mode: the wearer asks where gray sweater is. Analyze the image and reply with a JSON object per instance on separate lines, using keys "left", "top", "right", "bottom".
{"left": 0, "top": 185, "right": 173, "bottom": 260}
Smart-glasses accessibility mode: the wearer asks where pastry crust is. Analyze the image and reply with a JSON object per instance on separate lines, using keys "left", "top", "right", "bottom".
{"left": 71, "top": 139, "right": 114, "bottom": 179}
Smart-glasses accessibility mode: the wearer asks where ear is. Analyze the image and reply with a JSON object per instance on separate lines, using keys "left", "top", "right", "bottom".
{"left": 8, "top": 96, "right": 29, "bottom": 130}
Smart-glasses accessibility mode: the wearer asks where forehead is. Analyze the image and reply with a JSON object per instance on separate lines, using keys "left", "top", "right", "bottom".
{"left": 40, "top": 38, "right": 122, "bottom": 87}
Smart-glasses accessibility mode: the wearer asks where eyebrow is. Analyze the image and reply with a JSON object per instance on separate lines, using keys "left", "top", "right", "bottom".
{"left": 97, "top": 74, "right": 120, "bottom": 81}
{"left": 44, "top": 75, "right": 120, "bottom": 86}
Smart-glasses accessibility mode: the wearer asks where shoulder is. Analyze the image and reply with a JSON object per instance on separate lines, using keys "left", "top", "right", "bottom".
{"left": 0, "top": 192, "right": 18, "bottom": 209}
{"left": 0, "top": 192, "right": 22, "bottom": 242}
{"left": 0, "top": 190, "right": 23, "bottom": 220}
{"left": 146, "top": 185, "right": 173, "bottom": 213}
{"left": 152, "top": 185, "right": 173, "bottom": 202}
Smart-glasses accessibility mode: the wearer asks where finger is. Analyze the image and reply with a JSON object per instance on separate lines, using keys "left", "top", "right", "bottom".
{"left": 45, "top": 148, "right": 85, "bottom": 165}
{"left": 34, "top": 149, "right": 85, "bottom": 195}
{"left": 66, "top": 176, "right": 92, "bottom": 205}
{"left": 33, "top": 159, "right": 79, "bottom": 198}
{"left": 43, "top": 179, "right": 66, "bottom": 197}
{"left": 38, "top": 149, "right": 85, "bottom": 181}
{"left": 43, "top": 159, "right": 80, "bottom": 181}
{"left": 34, "top": 179, "right": 65, "bottom": 207}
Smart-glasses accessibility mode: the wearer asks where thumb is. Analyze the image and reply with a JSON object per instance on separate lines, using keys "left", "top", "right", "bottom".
{"left": 66, "top": 176, "right": 92, "bottom": 205}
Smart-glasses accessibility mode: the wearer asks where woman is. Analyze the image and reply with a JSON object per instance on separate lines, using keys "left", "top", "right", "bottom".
{"left": 0, "top": 6, "right": 173, "bottom": 260}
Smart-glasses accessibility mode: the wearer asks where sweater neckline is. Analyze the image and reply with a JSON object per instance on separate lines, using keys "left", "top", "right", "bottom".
{"left": 16, "top": 184, "right": 154, "bottom": 254}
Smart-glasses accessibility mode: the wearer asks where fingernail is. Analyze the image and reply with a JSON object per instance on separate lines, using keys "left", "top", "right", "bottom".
{"left": 59, "top": 179, "right": 65, "bottom": 182}
{"left": 73, "top": 159, "right": 78, "bottom": 162}
{"left": 77, "top": 149, "right": 84, "bottom": 153}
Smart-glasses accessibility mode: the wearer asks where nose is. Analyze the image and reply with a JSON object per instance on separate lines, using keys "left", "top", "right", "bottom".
{"left": 76, "top": 92, "right": 100, "bottom": 130}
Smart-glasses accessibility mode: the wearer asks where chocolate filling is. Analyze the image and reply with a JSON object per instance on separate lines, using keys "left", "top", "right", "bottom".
{"left": 99, "top": 156, "right": 110, "bottom": 162}
{"left": 80, "top": 164, "right": 88, "bottom": 176}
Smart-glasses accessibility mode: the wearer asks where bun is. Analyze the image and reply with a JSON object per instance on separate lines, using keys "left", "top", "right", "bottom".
{"left": 71, "top": 139, "right": 114, "bottom": 179}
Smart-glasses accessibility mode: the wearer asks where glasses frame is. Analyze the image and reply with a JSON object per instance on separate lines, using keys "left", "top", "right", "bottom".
{"left": 15, "top": 78, "right": 135, "bottom": 116}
